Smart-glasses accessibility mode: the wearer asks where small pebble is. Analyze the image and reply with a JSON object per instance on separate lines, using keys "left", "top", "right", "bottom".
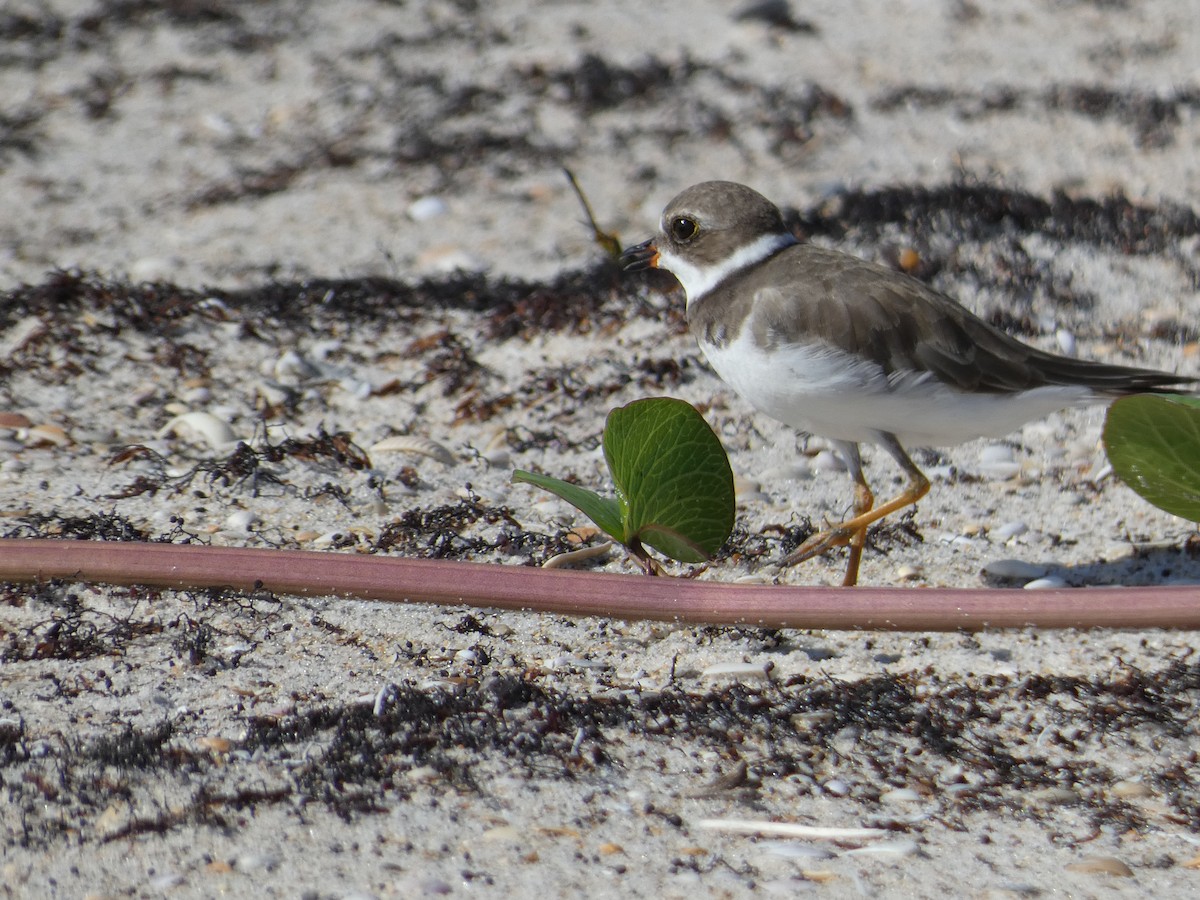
{"left": 896, "top": 564, "right": 923, "bottom": 581}
{"left": 1110, "top": 780, "right": 1153, "bottom": 799}
{"left": 979, "top": 443, "right": 1016, "bottom": 464}
{"left": 481, "top": 824, "right": 522, "bottom": 843}
{"left": 407, "top": 196, "right": 449, "bottom": 221}
{"left": 983, "top": 559, "right": 1049, "bottom": 581}
{"left": 235, "top": 853, "right": 279, "bottom": 872}
{"left": 992, "top": 520, "right": 1029, "bottom": 541}
{"left": 1064, "top": 856, "right": 1134, "bottom": 877}
{"left": 224, "top": 509, "right": 260, "bottom": 533}
{"left": 822, "top": 778, "right": 851, "bottom": 797}
{"left": 25, "top": 423, "right": 72, "bottom": 447}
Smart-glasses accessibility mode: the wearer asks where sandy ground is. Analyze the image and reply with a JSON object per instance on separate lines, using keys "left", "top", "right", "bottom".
{"left": 3, "top": 0, "right": 1200, "bottom": 897}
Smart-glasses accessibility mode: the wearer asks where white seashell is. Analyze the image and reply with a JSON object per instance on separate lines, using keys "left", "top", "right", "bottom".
{"left": 1064, "top": 856, "right": 1134, "bottom": 877}
{"left": 979, "top": 461, "right": 1022, "bottom": 481}
{"left": 407, "top": 196, "right": 449, "bottom": 221}
{"left": 760, "top": 841, "right": 835, "bottom": 860}
{"left": 992, "top": 520, "right": 1029, "bottom": 541}
{"left": 1023, "top": 576, "right": 1068, "bottom": 590}
{"left": 979, "top": 443, "right": 1016, "bottom": 464}
{"left": 235, "top": 853, "right": 280, "bottom": 872}
{"left": 1111, "top": 780, "right": 1153, "bottom": 799}
{"left": 542, "top": 542, "right": 613, "bottom": 569}
{"left": 158, "top": 411, "right": 239, "bottom": 449}
{"left": 694, "top": 819, "right": 887, "bottom": 841}
{"left": 843, "top": 839, "right": 920, "bottom": 858}
{"left": 226, "top": 511, "right": 262, "bottom": 532}
{"left": 982, "top": 559, "right": 1048, "bottom": 581}
{"left": 1056, "top": 328, "right": 1077, "bottom": 356}
{"left": 734, "top": 573, "right": 775, "bottom": 584}
{"left": 369, "top": 435, "right": 455, "bottom": 466}
{"left": 822, "top": 778, "right": 851, "bottom": 796}
{"left": 224, "top": 509, "right": 260, "bottom": 533}
{"left": 878, "top": 788, "right": 923, "bottom": 804}
{"left": 700, "top": 661, "right": 772, "bottom": 681}
{"left": 481, "top": 825, "right": 523, "bottom": 843}
{"left": 895, "top": 564, "right": 923, "bottom": 581}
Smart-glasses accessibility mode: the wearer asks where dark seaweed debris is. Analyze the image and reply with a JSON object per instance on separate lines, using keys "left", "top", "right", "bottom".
{"left": 4, "top": 661, "right": 1200, "bottom": 848}
{"left": 788, "top": 181, "right": 1200, "bottom": 254}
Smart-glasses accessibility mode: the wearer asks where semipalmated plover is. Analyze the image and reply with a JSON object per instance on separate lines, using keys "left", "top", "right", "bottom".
{"left": 622, "top": 181, "right": 1194, "bottom": 586}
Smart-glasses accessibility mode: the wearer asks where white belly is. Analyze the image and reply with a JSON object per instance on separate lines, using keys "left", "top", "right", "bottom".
{"left": 700, "top": 331, "right": 1098, "bottom": 448}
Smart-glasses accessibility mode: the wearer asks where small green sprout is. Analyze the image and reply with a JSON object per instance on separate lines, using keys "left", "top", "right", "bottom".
{"left": 513, "top": 397, "right": 735, "bottom": 574}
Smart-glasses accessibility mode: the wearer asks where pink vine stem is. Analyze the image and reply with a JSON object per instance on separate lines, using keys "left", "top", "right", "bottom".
{"left": 3, "top": 538, "right": 1200, "bottom": 630}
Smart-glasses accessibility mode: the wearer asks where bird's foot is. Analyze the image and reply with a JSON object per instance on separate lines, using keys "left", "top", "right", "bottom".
{"left": 777, "top": 524, "right": 868, "bottom": 586}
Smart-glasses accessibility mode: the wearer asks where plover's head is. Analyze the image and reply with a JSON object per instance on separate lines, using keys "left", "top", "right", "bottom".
{"left": 621, "top": 181, "right": 797, "bottom": 305}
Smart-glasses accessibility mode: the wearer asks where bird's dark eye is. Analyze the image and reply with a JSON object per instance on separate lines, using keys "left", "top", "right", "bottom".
{"left": 668, "top": 216, "right": 699, "bottom": 242}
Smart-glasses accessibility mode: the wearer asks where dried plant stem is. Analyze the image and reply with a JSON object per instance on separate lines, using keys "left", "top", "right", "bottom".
{"left": 2, "top": 538, "right": 1199, "bottom": 630}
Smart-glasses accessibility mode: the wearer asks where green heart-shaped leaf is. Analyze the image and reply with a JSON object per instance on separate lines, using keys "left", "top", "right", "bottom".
{"left": 603, "top": 397, "right": 735, "bottom": 562}
{"left": 1103, "top": 393, "right": 1200, "bottom": 523}
{"left": 513, "top": 397, "right": 735, "bottom": 567}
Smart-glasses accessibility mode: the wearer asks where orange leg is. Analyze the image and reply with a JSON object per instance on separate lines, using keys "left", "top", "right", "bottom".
{"left": 779, "top": 435, "right": 930, "bottom": 586}
{"left": 841, "top": 475, "right": 874, "bottom": 587}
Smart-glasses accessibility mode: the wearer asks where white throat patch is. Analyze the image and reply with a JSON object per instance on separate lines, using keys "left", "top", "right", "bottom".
{"left": 657, "top": 232, "right": 797, "bottom": 307}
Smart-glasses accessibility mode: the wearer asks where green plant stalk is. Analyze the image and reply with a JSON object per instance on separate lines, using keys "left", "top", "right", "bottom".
{"left": 3, "top": 538, "right": 1199, "bottom": 631}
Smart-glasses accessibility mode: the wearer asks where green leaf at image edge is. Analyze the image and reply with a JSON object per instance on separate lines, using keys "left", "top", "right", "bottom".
{"left": 1102, "top": 393, "right": 1200, "bottom": 523}
{"left": 511, "top": 470, "right": 626, "bottom": 541}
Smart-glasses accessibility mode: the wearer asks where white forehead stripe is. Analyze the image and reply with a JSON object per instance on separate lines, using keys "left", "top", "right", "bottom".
{"left": 657, "top": 231, "right": 797, "bottom": 306}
